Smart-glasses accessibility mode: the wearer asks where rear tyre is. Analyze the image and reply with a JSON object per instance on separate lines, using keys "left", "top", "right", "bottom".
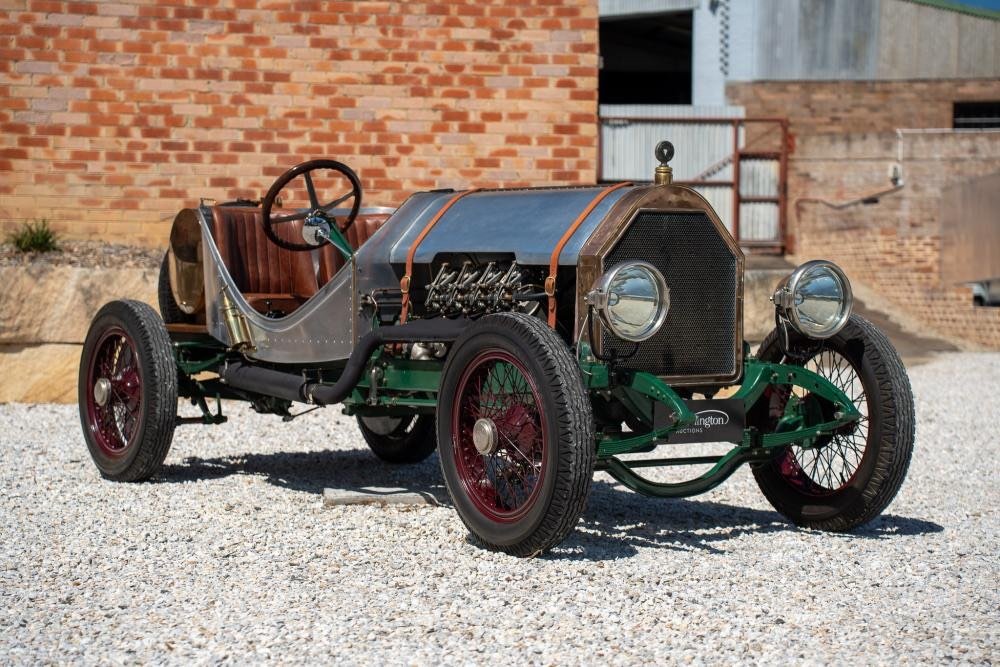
{"left": 157, "top": 251, "right": 194, "bottom": 324}
{"left": 78, "top": 300, "right": 178, "bottom": 482}
{"left": 437, "top": 313, "right": 595, "bottom": 556}
{"left": 751, "top": 315, "right": 914, "bottom": 531}
{"left": 357, "top": 415, "right": 436, "bottom": 464}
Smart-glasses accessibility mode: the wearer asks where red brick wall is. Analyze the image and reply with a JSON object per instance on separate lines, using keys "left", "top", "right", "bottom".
{"left": 729, "top": 78, "right": 1000, "bottom": 253}
{"left": 0, "top": 0, "right": 599, "bottom": 245}
{"left": 792, "top": 132, "right": 1000, "bottom": 350}
{"left": 727, "top": 79, "right": 1000, "bottom": 135}
{"left": 726, "top": 78, "right": 1000, "bottom": 349}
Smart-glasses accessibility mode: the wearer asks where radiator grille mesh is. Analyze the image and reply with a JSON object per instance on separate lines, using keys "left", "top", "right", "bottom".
{"left": 601, "top": 211, "right": 740, "bottom": 380}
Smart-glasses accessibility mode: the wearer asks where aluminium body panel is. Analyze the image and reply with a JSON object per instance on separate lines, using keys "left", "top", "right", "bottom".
{"left": 189, "top": 181, "right": 745, "bottom": 369}
{"left": 186, "top": 207, "right": 357, "bottom": 364}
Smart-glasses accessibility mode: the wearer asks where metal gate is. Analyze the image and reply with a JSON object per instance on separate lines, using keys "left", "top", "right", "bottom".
{"left": 600, "top": 113, "right": 789, "bottom": 253}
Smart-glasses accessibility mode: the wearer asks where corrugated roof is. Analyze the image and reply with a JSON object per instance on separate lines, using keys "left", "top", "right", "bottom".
{"left": 898, "top": 0, "right": 1000, "bottom": 20}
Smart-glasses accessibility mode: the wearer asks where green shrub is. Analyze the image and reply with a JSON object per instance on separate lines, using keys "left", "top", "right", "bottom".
{"left": 6, "top": 220, "right": 60, "bottom": 253}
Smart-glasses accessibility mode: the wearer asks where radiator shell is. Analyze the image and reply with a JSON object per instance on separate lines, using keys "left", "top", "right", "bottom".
{"left": 578, "top": 186, "right": 745, "bottom": 386}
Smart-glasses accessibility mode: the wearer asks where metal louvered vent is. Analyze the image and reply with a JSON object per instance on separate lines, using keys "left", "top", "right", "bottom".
{"left": 601, "top": 211, "right": 741, "bottom": 383}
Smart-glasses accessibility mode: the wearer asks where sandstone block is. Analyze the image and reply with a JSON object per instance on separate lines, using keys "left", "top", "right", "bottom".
{"left": 0, "top": 344, "right": 81, "bottom": 404}
{"left": 0, "top": 265, "right": 158, "bottom": 345}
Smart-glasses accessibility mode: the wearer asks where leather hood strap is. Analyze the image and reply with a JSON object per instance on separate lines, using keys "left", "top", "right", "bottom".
{"left": 399, "top": 188, "right": 479, "bottom": 324}
{"left": 545, "top": 182, "right": 632, "bottom": 328}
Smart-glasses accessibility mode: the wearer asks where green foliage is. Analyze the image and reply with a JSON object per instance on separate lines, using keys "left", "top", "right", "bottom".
{"left": 6, "top": 219, "right": 60, "bottom": 253}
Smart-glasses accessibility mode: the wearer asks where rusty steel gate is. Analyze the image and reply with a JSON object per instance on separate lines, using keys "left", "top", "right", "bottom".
{"left": 599, "top": 114, "right": 789, "bottom": 253}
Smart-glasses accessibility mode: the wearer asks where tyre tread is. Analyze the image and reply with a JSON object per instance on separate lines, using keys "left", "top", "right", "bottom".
{"left": 79, "top": 299, "right": 178, "bottom": 482}
{"left": 753, "top": 315, "right": 915, "bottom": 531}
{"left": 439, "top": 313, "right": 595, "bottom": 556}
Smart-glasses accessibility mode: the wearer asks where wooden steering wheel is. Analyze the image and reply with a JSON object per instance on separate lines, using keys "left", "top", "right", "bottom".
{"left": 260, "top": 159, "right": 363, "bottom": 252}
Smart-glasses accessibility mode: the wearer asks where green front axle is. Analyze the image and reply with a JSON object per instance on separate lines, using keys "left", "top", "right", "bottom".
{"left": 581, "top": 357, "right": 861, "bottom": 498}
{"left": 339, "top": 351, "right": 860, "bottom": 500}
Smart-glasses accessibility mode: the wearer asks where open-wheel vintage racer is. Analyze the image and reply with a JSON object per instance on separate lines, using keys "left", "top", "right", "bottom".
{"left": 79, "top": 142, "right": 914, "bottom": 556}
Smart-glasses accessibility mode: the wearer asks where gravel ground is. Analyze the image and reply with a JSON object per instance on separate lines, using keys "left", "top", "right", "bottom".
{"left": 1, "top": 352, "right": 997, "bottom": 664}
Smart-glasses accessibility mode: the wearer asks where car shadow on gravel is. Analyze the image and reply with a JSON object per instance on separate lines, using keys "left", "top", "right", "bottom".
{"left": 546, "top": 481, "right": 943, "bottom": 561}
{"left": 156, "top": 452, "right": 941, "bottom": 561}
{"left": 157, "top": 448, "right": 452, "bottom": 500}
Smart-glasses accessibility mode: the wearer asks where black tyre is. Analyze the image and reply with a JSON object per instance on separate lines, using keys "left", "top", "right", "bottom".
{"left": 78, "top": 300, "right": 178, "bottom": 482}
{"left": 357, "top": 415, "right": 436, "bottom": 464}
{"left": 437, "top": 312, "right": 595, "bottom": 556}
{"left": 157, "top": 251, "right": 194, "bottom": 324}
{"left": 751, "top": 314, "right": 914, "bottom": 531}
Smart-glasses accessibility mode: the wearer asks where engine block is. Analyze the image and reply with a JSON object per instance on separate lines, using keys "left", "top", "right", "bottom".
{"left": 423, "top": 261, "right": 527, "bottom": 317}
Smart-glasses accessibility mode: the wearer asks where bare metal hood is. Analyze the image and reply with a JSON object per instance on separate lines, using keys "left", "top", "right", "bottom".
{"left": 360, "top": 186, "right": 636, "bottom": 269}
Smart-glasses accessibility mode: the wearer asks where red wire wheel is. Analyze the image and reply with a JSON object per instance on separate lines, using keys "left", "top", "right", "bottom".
{"left": 451, "top": 350, "right": 548, "bottom": 523}
{"left": 78, "top": 300, "right": 177, "bottom": 482}
{"left": 751, "top": 315, "right": 915, "bottom": 531}
{"left": 84, "top": 327, "right": 144, "bottom": 457}
{"left": 437, "top": 313, "right": 595, "bottom": 556}
{"left": 773, "top": 349, "right": 870, "bottom": 496}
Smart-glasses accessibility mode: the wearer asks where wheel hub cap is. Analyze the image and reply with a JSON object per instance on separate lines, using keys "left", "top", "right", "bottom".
{"left": 93, "top": 378, "right": 111, "bottom": 407}
{"left": 472, "top": 418, "right": 498, "bottom": 455}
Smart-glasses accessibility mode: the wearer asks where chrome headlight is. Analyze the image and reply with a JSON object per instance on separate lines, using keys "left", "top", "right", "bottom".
{"left": 587, "top": 261, "right": 670, "bottom": 342}
{"left": 773, "top": 260, "right": 853, "bottom": 339}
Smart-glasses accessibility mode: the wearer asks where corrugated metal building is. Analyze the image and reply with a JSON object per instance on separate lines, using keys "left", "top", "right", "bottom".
{"left": 598, "top": 0, "right": 1000, "bottom": 250}
{"left": 600, "top": 0, "right": 1000, "bottom": 106}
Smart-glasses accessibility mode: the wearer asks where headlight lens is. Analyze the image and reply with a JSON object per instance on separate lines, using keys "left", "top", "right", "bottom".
{"left": 591, "top": 261, "right": 669, "bottom": 342}
{"left": 775, "top": 260, "right": 853, "bottom": 339}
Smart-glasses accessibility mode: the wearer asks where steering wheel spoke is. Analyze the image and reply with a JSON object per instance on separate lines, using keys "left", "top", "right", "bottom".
{"left": 260, "top": 159, "right": 363, "bottom": 252}
{"left": 269, "top": 209, "right": 311, "bottom": 224}
{"left": 303, "top": 171, "right": 321, "bottom": 210}
{"left": 321, "top": 190, "right": 358, "bottom": 214}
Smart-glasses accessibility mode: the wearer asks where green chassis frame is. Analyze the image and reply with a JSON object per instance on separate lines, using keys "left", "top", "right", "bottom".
{"left": 172, "top": 337, "right": 860, "bottom": 500}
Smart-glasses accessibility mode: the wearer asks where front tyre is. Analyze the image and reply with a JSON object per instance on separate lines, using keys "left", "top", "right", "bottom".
{"left": 357, "top": 415, "right": 436, "bottom": 464}
{"left": 437, "top": 313, "right": 595, "bottom": 556}
{"left": 78, "top": 300, "right": 178, "bottom": 482}
{"left": 752, "top": 315, "right": 915, "bottom": 531}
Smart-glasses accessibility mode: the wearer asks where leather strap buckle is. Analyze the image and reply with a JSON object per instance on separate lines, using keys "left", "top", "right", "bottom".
{"left": 544, "top": 276, "right": 556, "bottom": 297}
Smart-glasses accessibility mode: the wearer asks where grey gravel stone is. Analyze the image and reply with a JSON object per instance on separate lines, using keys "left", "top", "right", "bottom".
{"left": 0, "top": 352, "right": 998, "bottom": 664}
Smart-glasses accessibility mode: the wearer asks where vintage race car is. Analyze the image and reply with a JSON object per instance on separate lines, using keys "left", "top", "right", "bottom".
{"left": 78, "top": 142, "right": 914, "bottom": 556}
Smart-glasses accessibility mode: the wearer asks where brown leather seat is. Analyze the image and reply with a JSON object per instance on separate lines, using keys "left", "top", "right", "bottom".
{"left": 209, "top": 206, "right": 318, "bottom": 315}
{"left": 317, "top": 213, "right": 392, "bottom": 286}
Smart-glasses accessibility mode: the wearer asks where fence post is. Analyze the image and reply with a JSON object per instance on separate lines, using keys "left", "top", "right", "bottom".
{"left": 731, "top": 120, "right": 741, "bottom": 244}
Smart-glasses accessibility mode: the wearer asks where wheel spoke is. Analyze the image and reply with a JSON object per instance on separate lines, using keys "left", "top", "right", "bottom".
{"left": 497, "top": 428, "right": 538, "bottom": 469}
{"left": 87, "top": 328, "right": 143, "bottom": 455}
{"left": 270, "top": 209, "right": 310, "bottom": 224}
{"left": 452, "top": 351, "right": 547, "bottom": 521}
{"left": 782, "top": 348, "right": 870, "bottom": 495}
